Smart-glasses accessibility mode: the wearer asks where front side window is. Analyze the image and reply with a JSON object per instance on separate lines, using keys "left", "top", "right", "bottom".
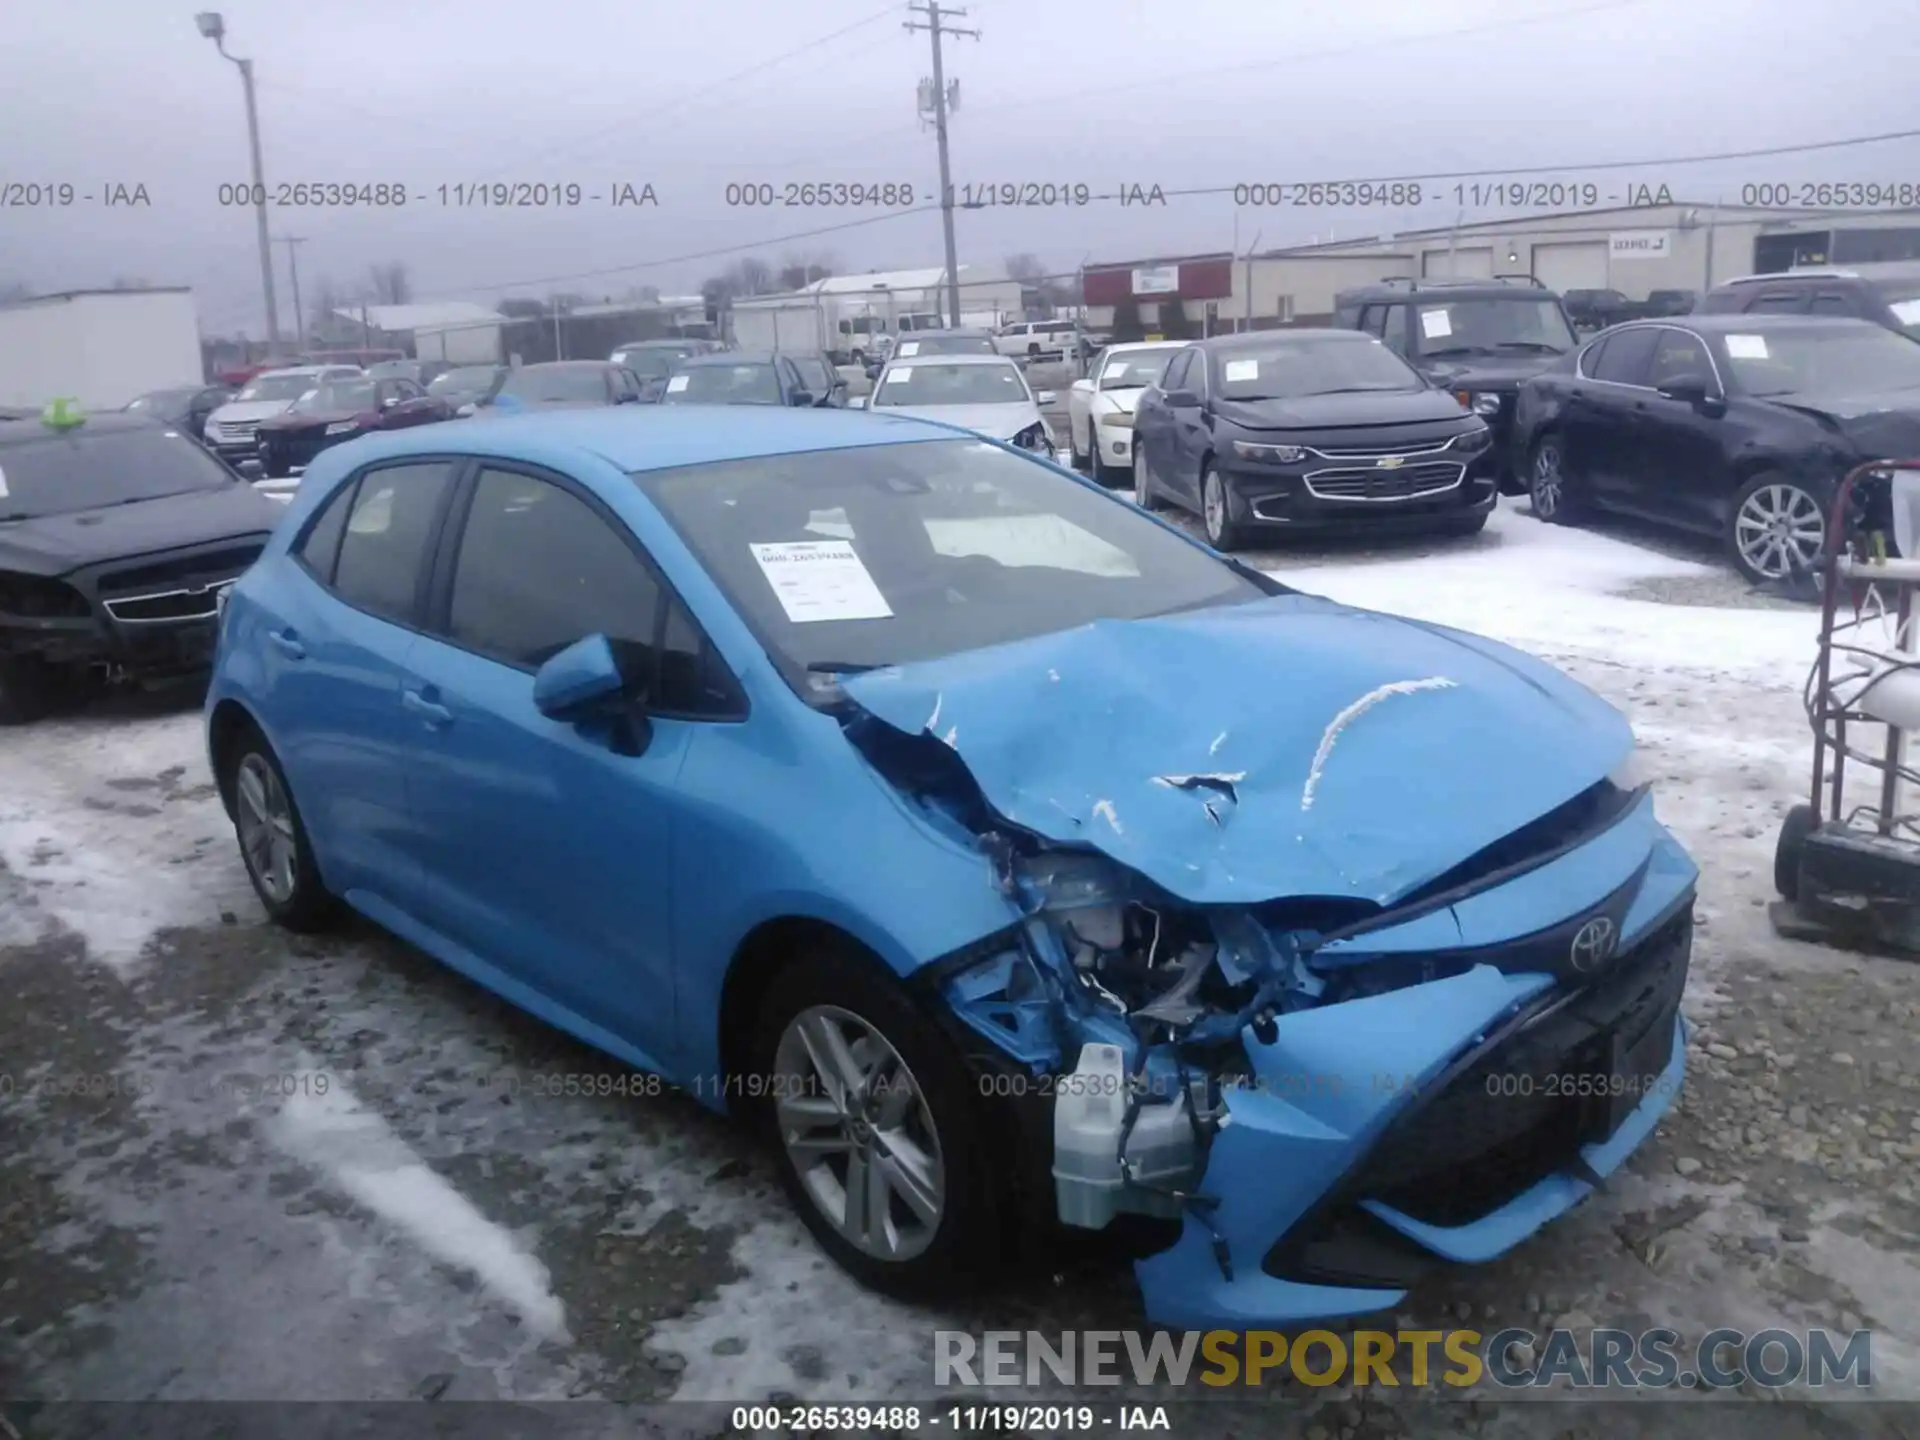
{"left": 330, "top": 462, "right": 454, "bottom": 624}
{"left": 635, "top": 438, "right": 1268, "bottom": 685}
{"left": 447, "top": 469, "right": 663, "bottom": 669}
{"left": 1649, "top": 330, "right": 1717, "bottom": 391}
{"left": 0, "top": 427, "right": 237, "bottom": 521}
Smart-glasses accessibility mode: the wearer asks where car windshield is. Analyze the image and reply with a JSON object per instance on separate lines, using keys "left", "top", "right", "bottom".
{"left": 124, "top": 390, "right": 192, "bottom": 413}
{"left": 874, "top": 362, "right": 1028, "bottom": 407}
{"left": 292, "top": 380, "right": 376, "bottom": 413}
{"left": 1414, "top": 298, "right": 1576, "bottom": 355}
{"left": 236, "top": 373, "right": 324, "bottom": 402}
{"left": 497, "top": 366, "right": 610, "bottom": 403}
{"left": 1214, "top": 338, "right": 1425, "bottom": 399}
{"left": 612, "top": 349, "right": 678, "bottom": 378}
{"left": 366, "top": 363, "right": 414, "bottom": 379}
{"left": 0, "top": 426, "right": 237, "bottom": 521}
{"left": 428, "top": 366, "right": 500, "bottom": 397}
{"left": 891, "top": 334, "right": 997, "bottom": 358}
{"left": 1097, "top": 349, "right": 1178, "bottom": 390}
{"left": 663, "top": 364, "right": 784, "bottom": 405}
{"left": 635, "top": 438, "right": 1267, "bottom": 680}
{"left": 1724, "top": 326, "right": 1920, "bottom": 396}
{"left": 1883, "top": 292, "right": 1920, "bottom": 341}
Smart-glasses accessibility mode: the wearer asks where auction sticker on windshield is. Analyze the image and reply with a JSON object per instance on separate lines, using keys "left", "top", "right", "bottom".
{"left": 1102, "top": 361, "right": 1128, "bottom": 380}
{"left": 1726, "top": 334, "right": 1769, "bottom": 359}
{"left": 1420, "top": 308, "right": 1453, "bottom": 339}
{"left": 666, "top": 375, "right": 691, "bottom": 393}
{"left": 897, "top": 342, "right": 921, "bottom": 357}
{"left": 1223, "top": 360, "right": 1260, "bottom": 383}
{"left": 0, "top": 465, "right": 8, "bottom": 500}
{"left": 751, "top": 540, "right": 894, "bottom": 623}
{"left": 886, "top": 368, "right": 914, "bottom": 384}
{"left": 1891, "top": 300, "right": 1920, "bottom": 325}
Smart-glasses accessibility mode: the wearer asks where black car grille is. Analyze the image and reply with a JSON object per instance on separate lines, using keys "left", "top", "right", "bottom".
{"left": 1304, "top": 460, "right": 1465, "bottom": 501}
{"left": 1311, "top": 437, "right": 1459, "bottom": 459}
{"left": 1332, "top": 906, "right": 1690, "bottom": 1228}
{"left": 95, "top": 540, "right": 267, "bottom": 626}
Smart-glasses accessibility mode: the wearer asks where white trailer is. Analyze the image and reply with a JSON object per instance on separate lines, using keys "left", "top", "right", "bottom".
{"left": 0, "top": 288, "right": 204, "bottom": 411}
{"left": 729, "top": 296, "right": 833, "bottom": 355}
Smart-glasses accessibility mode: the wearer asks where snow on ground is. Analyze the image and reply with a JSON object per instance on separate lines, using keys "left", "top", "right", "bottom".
{"left": 0, "top": 704, "right": 261, "bottom": 971}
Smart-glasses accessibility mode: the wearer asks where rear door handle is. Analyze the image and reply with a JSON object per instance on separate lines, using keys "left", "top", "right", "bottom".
{"left": 268, "top": 628, "right": 305, "bottom": 660}
{"left": 401, "top": 687, "right": 453, "bottom": 727}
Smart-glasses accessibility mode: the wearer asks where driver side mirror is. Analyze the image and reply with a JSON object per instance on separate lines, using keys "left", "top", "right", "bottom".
{"left": 789, "top": 389, "right": 814, "bottom": 407}
{"left": 1163, "top": 389, "right": 1201, "bottom": 408}
{"left": 533, "top": 633, "right": 652, "bottom": 755}
{"left": 1656, "top": 374, "right": 1723, "bottom": 412}
{"left": 849, "top": 395, "right": 868, "bottom": 410}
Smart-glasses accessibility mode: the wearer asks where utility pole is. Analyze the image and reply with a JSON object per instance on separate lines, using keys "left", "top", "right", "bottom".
{"left": 907, "top": 2, "right": 977, "bottom": 330}
{"left": 552, "top": 299, "right": 564, "bottom": 361}
{"left": 196, "top": 14, "right": 282, "bottom": 358}
{"left": 276, "top": 236, "right": 308, "bottom": 349}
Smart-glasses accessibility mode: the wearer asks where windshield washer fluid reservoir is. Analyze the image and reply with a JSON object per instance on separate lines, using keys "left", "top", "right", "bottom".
{"left": 1052, "top": 1042, "right": 1196, "bottom": 1227}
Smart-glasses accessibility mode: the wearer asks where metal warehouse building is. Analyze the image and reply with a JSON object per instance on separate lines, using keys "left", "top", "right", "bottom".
{"left": 1081, "top": 204, "right": 1920, "bottom": 332}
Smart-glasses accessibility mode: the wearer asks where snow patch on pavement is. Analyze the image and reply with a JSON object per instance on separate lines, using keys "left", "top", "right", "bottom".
{"left": 0, "top": 710, "right": 257, "bottom": 971}
{"left": 267, "top": 1063, "right": 569, "bottom": 1342}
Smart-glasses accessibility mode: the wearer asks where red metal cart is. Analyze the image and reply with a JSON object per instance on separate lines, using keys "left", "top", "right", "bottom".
{"left": 1772, "top": 457, "right": 1920, "bottom": 953}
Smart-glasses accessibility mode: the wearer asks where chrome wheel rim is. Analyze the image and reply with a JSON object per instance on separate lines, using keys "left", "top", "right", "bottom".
{"left": 235, "top": 753, "right": 297, "bottom": 904}
{"left": 1204, "top": 472, "right": 1225, "bottom": 541}
{"left": 1734, "top": 484, "right": 1824, "bottom": 580}
{"left": 773, "top": 1004, "right": 945, "bottom": 1262}
{"left": 1532, "top": 443, "right": 1563, "bottom": 517}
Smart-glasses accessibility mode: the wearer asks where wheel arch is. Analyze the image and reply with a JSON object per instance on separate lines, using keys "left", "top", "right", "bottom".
{"left": 207, "top": 697, "right": 264, "bottom": 820}
{"left": 716, "top": 915, "right": 904, "bottom": 1107}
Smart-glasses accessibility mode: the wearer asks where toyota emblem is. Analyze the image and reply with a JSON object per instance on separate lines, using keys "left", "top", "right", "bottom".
{"left": 1569, "top": 916, "right": 1618, "bottom": 972}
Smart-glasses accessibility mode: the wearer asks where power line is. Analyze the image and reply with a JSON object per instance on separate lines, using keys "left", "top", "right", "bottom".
{"left": 464, "top": 3, "right": 906, "bottom": 182}
{"left": 404, "top": 125, "right": 1920, "bottom": 305}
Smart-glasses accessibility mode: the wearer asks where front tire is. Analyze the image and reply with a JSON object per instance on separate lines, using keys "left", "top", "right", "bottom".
{"left": 1775, "top": 803, "right": 1818, "bottom": 901}
{"left": 1729, "top": 472, "right": 1827, "bottom": 587}
{"left": 221, "top": 725, "right": 339, "bottom": 931}
{"left": 0, "top": 655, "right": 62, "bottom": 725}
{"left": 751, "top": 942, "right": 1000, "bottom": 1299}
{"left": 1134, "top": 449, "right": 1162, "bottom": 509}
{"left": 1201, "top": 464, "right": 1244, "bottom": 551}
{"left": 1087, "top": 425, "right": 1108, "bottom": 486}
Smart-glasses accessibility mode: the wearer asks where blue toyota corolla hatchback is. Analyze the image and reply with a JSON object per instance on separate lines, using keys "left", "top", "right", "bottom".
{"left": 206, "top": 407, "right": 1694, "bottom": 1327}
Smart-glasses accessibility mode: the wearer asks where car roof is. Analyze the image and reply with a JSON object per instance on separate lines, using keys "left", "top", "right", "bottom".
{"left": 1606, "top": 314, "right": 1887, "bottom": 335}
{"left": 907, "top": 327, "right": 994, "bottom": 338}
{"left": 256, "top": 364, "right": 357, "bottom": 377}
{"left": 513, "top": 360, "right": 618, "bottom": 372}
{"left": 0, "top": 412, "right": 175, "bottom": 447}
{"left": 1338, "top": 281, "right": 1552, "bottom": 300}
{"left": 315, "top": 406, "right": 969, "bottom": 476}
{"left": 613, "top": 338, "right": 701, "bottom": 348}
{"left": 882, "top": 351, "right": 1018, "bottom": 367}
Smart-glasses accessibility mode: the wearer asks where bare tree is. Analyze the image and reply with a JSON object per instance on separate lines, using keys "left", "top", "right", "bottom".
{"left": 726, "top": 256, "right": 775, "bottom": 297}
{"left": 365, "top": 262, "right": 412, "bottom": 306}
{"left": 1003, "top": 252, "right": 1047, "bottom": 285}
{"left": 309, "top": 276, "right": 347, "bottom": 333}
{"left": 776, "top": 252, "right": 837, "bottom": 291}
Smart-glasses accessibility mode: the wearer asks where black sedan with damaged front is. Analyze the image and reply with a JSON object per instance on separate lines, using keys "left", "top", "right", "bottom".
{"left": 1132, "top": 330, "right": 1498, "bottom": 550}
{"left": 0, "top": 411, "right": 284, "bottom": 722}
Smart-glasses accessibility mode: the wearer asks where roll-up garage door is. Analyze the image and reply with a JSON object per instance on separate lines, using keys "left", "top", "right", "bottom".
{"left": 1422, "top": 246, "right": 1493, "bottom": 278}
{"left": 1532, "top": 241, "right": 1610, "bottom": 294}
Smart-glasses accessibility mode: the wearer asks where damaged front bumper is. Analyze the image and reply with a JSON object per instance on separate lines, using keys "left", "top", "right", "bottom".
{"left": 931, "top": 785, "right": 1695, "bottom": 1330}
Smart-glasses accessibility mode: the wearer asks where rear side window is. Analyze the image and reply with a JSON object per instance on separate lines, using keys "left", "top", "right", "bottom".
{"left": 1748, "top": 290, "right": 1809, "bottom": 314}
{"left": 1809, "top": 292, "right": 1856, "bottom": 316}
{"left": 1589, "top": 327, "right": 1659, "bottom": 385}
{"left": 331, "top": 462, "right": 454, "bottom": 624}
{"left": 295, "top": 480, "right": 356, "bottom": 582}
{"left": 447, "top": 468, "right": 662, "bottom": 669}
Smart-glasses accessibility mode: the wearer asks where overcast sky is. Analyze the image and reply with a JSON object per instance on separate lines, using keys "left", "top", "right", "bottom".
{"left": 2, "top": 0, "right": 1916, "bottom": 336}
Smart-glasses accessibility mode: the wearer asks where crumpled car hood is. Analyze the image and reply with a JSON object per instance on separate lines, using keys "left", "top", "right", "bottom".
{"left": 842, "top": 593, "right": 1632, "bottom": 906}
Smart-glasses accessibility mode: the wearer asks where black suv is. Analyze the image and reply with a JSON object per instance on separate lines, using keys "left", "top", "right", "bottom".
{"left": 1332, "top": 277, "right": 1579, "bottom": 492}
{"left": 1698, "top": 265, "right": 1920, "bottom": 341}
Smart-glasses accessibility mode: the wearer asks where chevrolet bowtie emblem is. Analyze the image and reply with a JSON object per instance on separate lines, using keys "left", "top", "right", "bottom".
{"left": 1377, "top": 455, "right": 1404, "bottom": 469}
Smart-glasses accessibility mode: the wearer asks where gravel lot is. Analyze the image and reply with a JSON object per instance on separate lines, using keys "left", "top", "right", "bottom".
{"left": 4, "top": 498, "right": 1917, "bottom": 1438}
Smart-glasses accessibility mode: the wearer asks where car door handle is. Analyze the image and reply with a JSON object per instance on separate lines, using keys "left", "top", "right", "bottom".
{"left": 401, "top": 687, "right": 453, "bottom": 727}
{"left": 268, "top": 628, "right": 305, "bottom": 660}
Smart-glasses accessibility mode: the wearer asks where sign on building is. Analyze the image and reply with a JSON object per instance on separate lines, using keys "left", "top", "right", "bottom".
{"left": 1132, "top": 266, "right": 1180, "bottom": 295}
{"left": 1609, "top": 231, "right": 1672, "bottom": 260}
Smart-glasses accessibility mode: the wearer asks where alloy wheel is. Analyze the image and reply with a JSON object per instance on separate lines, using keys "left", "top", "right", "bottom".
{"left": 1531, "top": 441, "right": 1563, "bottom": 519}
{"left": 235, "top": 752, "right": 298, "bottom": 904}
{"left": 772, "top": 1004, "right": 946, "bottom": 1263}
{"left": 1734, "top": 483, "right": 1825, "bottom": 581}
{"left": 1204, "top": 471, "right": 1227, "bottom": 543}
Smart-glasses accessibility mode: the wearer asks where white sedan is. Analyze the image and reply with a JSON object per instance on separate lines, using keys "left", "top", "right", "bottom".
{"left": 1066, "top": 342, "right": 1184, "bottom": 486}
{"left": 853, "top": 353, "right": 1056, "bottom": 455}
